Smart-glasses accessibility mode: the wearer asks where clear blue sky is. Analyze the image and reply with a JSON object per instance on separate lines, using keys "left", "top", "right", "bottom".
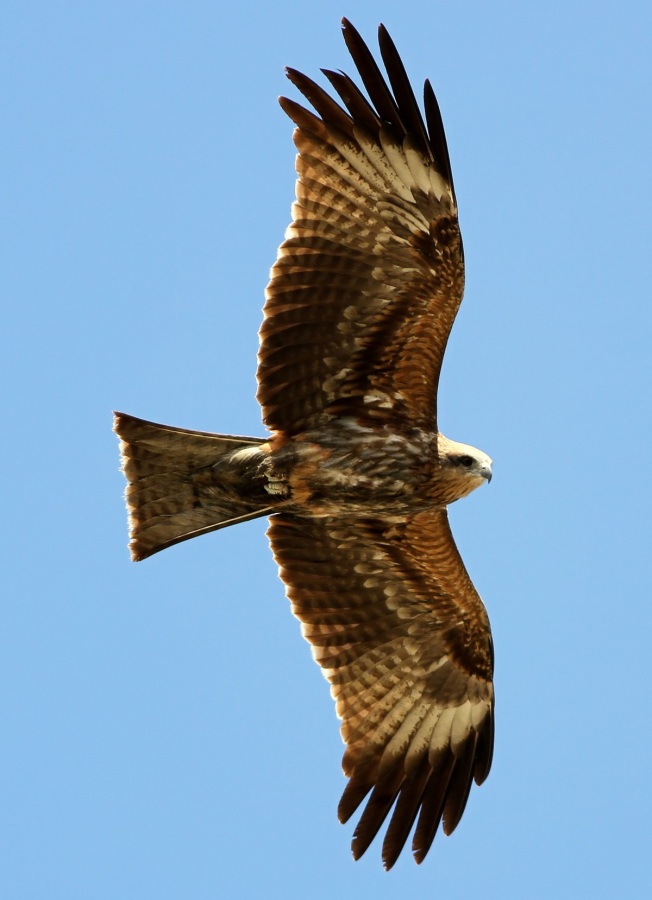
{"left": 3, "top": 1, "right": 651, "bottom": 897}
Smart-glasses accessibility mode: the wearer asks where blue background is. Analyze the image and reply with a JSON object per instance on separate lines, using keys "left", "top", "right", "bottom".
{"left": 3, "top": 1, "right": 651, "bottom": 897}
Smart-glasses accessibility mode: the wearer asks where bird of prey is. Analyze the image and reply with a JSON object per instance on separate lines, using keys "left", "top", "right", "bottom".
{"left": 114, "top": 18, "right": 494, "bottom": 870}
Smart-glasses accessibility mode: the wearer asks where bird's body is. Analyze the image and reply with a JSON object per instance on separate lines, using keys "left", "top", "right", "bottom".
{"left": 269, "top": 424, "right": 491, "bottom": 513}
{"left": 115, "top": 19, "right": 496, "bottom": 869}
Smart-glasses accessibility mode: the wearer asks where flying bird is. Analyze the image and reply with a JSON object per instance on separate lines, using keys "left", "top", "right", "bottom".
{"left": 114, "top": 18, "right": 495, "bottom": 870}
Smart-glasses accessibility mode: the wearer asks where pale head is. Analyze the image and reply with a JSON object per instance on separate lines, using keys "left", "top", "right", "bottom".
{"left": 436, "top": 434, "right": 493, "bottom": 504}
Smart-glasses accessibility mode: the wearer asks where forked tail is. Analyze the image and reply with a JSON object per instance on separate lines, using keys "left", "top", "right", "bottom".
{"left": 114, "top": 412, "right": 275, "bottom": 560}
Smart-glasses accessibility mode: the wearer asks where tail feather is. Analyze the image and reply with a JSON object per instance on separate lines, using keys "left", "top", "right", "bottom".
{"left": 114, "top": 412, "right": 275, "bottom": 560}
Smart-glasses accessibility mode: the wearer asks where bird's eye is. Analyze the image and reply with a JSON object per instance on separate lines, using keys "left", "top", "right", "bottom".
{"left": 458, "top": 455, "right": 475, "bottom": 467}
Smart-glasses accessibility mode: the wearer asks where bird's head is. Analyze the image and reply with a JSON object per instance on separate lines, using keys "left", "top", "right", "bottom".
{"left": 436, "top": 435, "right": 492, "bottom": 504}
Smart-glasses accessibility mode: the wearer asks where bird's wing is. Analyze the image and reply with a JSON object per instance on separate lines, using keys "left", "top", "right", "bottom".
{"left": 258, "top": 19, "right": 464, "bottom": 435}
{"left": 268, "top": 509, "right": 494, "bottom": 869}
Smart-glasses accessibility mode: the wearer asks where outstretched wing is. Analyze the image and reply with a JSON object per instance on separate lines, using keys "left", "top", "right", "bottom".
{"left": 268, "top": 510, "right": 494, "bottom": 869}
{"left": 257, "top": 19, "right": 465, "bottom": 435}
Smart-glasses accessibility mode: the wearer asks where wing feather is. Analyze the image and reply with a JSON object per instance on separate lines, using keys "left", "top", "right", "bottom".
{"left": 377, "top": 25, "right": 433, "bottom": 162}
{"left": 321, "top": 69, "right": 382, "bottom": 133}
{"left": 258, "top": 19, "right": 464, "bottom": 434}
{"left": 341, "top": 19, "right": 407, "bottom": 139}
{"left": 268, "top": 510, "right": 494, "bottom": 868}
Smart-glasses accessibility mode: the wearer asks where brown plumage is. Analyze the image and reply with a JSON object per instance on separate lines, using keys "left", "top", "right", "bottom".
{"left": 114, "top": 18, "right": 495, "bottom": 869}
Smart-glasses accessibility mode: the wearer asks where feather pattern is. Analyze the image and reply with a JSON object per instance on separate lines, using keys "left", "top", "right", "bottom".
{"left": 269, "top": 511, "right": 493, "bottom": 869}
{"left": 258, "top": 18, "right": 464, "bottom": 435}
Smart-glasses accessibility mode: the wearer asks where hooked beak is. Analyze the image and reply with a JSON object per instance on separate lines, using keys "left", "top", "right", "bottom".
{"left": 481, "top": 464, "right": 492, "bottom": 484}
